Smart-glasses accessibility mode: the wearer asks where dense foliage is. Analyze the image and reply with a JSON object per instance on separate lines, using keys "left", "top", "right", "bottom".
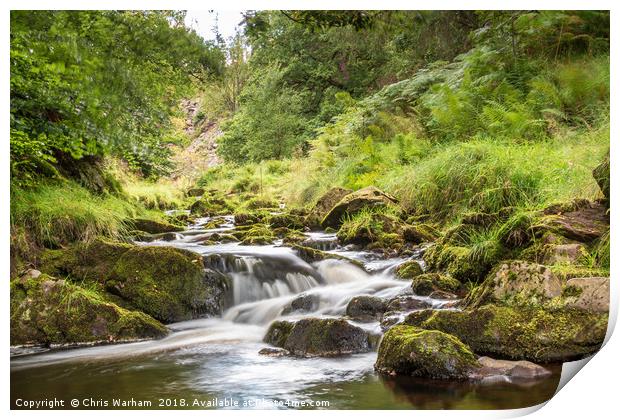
{"left": 10, "top": 10, "right": 224, "bottom": 183}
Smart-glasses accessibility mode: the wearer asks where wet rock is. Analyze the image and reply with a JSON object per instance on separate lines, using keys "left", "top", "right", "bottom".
{"left": 380, "top": 312, "right": 405, "bottom": 330}
{"left": 471, "top": 357, "right": 552, "bottom": 380}
{"left": 375, "top": 325, "right": 480, "bottom": 379}
{"left": 346, "top": 296, "right": 387, "bottom": 321}
{"left": 258, "top": 347, "right": 290, "bottom": 357}
{"left": 321, "top": 186, "right": 399, "bottom": 228}
{"left": 411, "top": 273, "right": 461, "bottom": 296}
{"left": 563, "top": 277, "right": 609, "bottom": 313}
{"left": 264, "top": 318, "right": 370, "bottom": 357}
{"left": 405, "top": 304, "right": 607, "bottom": 363}
{"left": 11, "top": 274, "right": 167, "bottom": 346}
{"left": 395, "top": 261, "right": 423, "bottom": 279}
{"left": 281, "top": 293, "right": 319, "bottom": 315}
{"left": 106, "top": 246, "right": 227, "bottom": 323}
{"left": 386, "top": 295, "right": 431, "bottom": 312}
{"left": 263, "top": 320, "right": 295, "bottom": 348}
{"left": 542, "top": 243, "right": 586, "bottom": 265}
{"left": 305, "top": 187, "right": 353, "bottom": 228}
{"left": 290, "top": 244, "right": 364, "bottom": 269}
{"left": 464, "top": 261, "right": 562, "bottom": 308}
{"left": 130, "top": 218, "right": 184, "bottom": 234}
{"left": 428, "top": 290, "right": 458, "bottom": 300}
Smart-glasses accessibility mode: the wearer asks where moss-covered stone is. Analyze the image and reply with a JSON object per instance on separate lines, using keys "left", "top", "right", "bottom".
{"left": 106, "top": 246, "right": 226, "bottom": 322}
{"left": 130, "top": 218, "right": 184, "bottom": 234}
{"left": 264, "top": 318, "right": 370, "bottom": 357}
{"left": 235, "top": 223, "right": 275, "bottom": 245}
{"left": 402, "top": 224, "right": 438, "bottom": 243}
{"left": 396, "top": 261, "right": 424, "bottom": 279}
{"left": 321, "top": 186, "right": 399, "bottom": 229}
{"left": 375, "top": 325, "right": 480, "bottom": 378}
{"left": 305, "top": 187, "right": 353, "bottom": 228}
{"left": 411, "top": 273, "right": 462, "bottom": 296}
{"left": 346, "top": 296, "right": 387, "bottom": 321}
{"left": 190, "top": 194, "right": 234, "bottom": 216}
{"left": 11, "top": 274, "right": 167, "bottom": 346}
{"left": 267, "top": 213, "right": 305, "bottom": 230}
{"left": 463, "top": 260, "right": 562, "bottom": 308}
{"left": 39, "top": 238, "right": 132, "bottom": 284}
{"left": 404, "top": 304, "right": 607, "bottom": 362}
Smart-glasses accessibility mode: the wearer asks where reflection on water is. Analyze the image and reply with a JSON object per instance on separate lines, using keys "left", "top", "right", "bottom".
{"left": 11, "top": 216, "right": 561, "bottom": 409}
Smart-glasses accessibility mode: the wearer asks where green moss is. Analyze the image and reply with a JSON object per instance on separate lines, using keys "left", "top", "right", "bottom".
{"left": 263, "top": 320, "right": 295, "bottom": 348}
{"left": 236, "top": 223, "right": 275, "bottom": 245}
{"left": 130, "top": 218, "right": 183, "bottom": 234}
{"left": 396, "top": 261, "right": 424, "bottom": 279}
{"left": 550, "top": 264, "right": 609, "bottom": 282}
{"left": 405, "top": 304, "right": 607, "bottom": 362}
{"left": 411, "top": 273, "right": 461, "bottom": 296}
{"left": 10, "top": 275, "right": 167, "bottom": 346}
{"left": 106, "top": 246, "right": 220, "bottom": 323}
{"left": 375, "top": 325, "right": 479, "bottom": 378}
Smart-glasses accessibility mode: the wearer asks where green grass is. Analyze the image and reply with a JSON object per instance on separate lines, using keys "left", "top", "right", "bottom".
{"left": 10, "top": 181, "right": 143, "bottom": 248}
{"left": 123, "top": 180, "right": 186, "bottom": 210}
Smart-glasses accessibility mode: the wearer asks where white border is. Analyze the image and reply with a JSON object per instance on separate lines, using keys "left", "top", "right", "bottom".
{"left": 2, "top": 1, "right": 618, "bottom": 419}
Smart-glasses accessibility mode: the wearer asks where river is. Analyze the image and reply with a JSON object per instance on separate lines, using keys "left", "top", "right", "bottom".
{"left": 11, "top": 214, "right": 561, "bottom": 409}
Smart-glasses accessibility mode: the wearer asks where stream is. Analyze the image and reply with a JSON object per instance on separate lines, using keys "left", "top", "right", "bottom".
{"left": 11, "top": 214, "right": 561, "bottom": 409}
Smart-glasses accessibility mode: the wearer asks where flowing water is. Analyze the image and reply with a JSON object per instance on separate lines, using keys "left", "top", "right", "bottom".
{"left": 11, "top": 215, "right": 561, "bottom": 409}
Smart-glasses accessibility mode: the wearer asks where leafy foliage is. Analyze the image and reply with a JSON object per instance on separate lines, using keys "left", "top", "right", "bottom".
{"left": 10, "top": 10, "right": 225, "bottom": 182}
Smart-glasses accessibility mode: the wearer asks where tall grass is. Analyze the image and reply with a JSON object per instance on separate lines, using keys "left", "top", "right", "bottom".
{"left": 10, "top": 181, "right": 141, "bottom": 247}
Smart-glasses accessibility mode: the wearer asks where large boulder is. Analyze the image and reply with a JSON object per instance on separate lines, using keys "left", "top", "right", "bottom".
{"left": 336, "top": 211, "right": 406, "bottom": 251}
{"left": 563, "top": 277, "right": 609, "bottom": 313}
{"left": 11, "top": 274, "right": 167, "bottom": 346}
{"left": 375, "top": 325, "right": 480, "bottom": 379}
{"left": 346, "top": 296, "right": 387, "bottom": 321}
{"left": 405, "top": 304, "right": 607, "bottom": 362}
{"left": 40, "top": 238, "right": 132, "bottom": 283}
{"left": 464, "top": 261, "right": 562, "bottom": 308}
{"left": 321, "top": 186, "right": 399, "bottom": 228}
{"left": 305, "top": 187, "right": 353, "bottom": 228}
{"left": 263, "top": 318, "right": 370, "bottom": 357}
{"left": 106, "top": 246, "right": 227, "bottom": 323}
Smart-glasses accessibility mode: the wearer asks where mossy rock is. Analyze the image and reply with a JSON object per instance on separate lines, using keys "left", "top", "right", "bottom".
{"left": 425, "top": 245, "right": 487, "bottom": 283}
{"left": 106, "top": 246, "right": 226, "bottom": 323}
{"left": 321, "top": 186, "right": 399, "bottom": 229}
{"left": 533, "top": 201, "right": 609, "bottom": 243}
{"left": 375, "top": 325, "right": 480, "bottom": 379}
{"left": 346, "top": 296, "right": 387, "bottom": 321}
{"left": 411, "top": 273, "right": 461, "bottom": 296}
{"left": 266, "top": 213, "right": 305, "bottom": 230}
{"left": 190, "top": 194, "right": 234, "bottom": 216}
{"left": 305, "top": 187, "right": 353, "bottom": 228}
{"left": 186, "top": 187, "right": 205, "bottom": 197}
{"left": 235, "top": 223, "right": 275, "bottom": 245}
{"left": 39, "top": 238, "right": 132, "bottom": 284}
{"left": 130, "top": 218, "right": 184, "bottom": 234}
{"left": 402, "top": 224, "right": 438, "bottom": 243}
{"left": 463, "top": 260, "right": 562, "bottom": 308}
{"left": 245, "top": 197, "right": 279, "bottom": 210}
{"left": 404, "top": 304, "right": 607, "bottom": 363}
{"left": 395, "top": 260, "right": 424, "bottom": 279}
{"left": 10, "top": 274, "right": 167, "bottom": 346}
{"left": 264, "top": 318, "right": 370, "bottom": 357}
